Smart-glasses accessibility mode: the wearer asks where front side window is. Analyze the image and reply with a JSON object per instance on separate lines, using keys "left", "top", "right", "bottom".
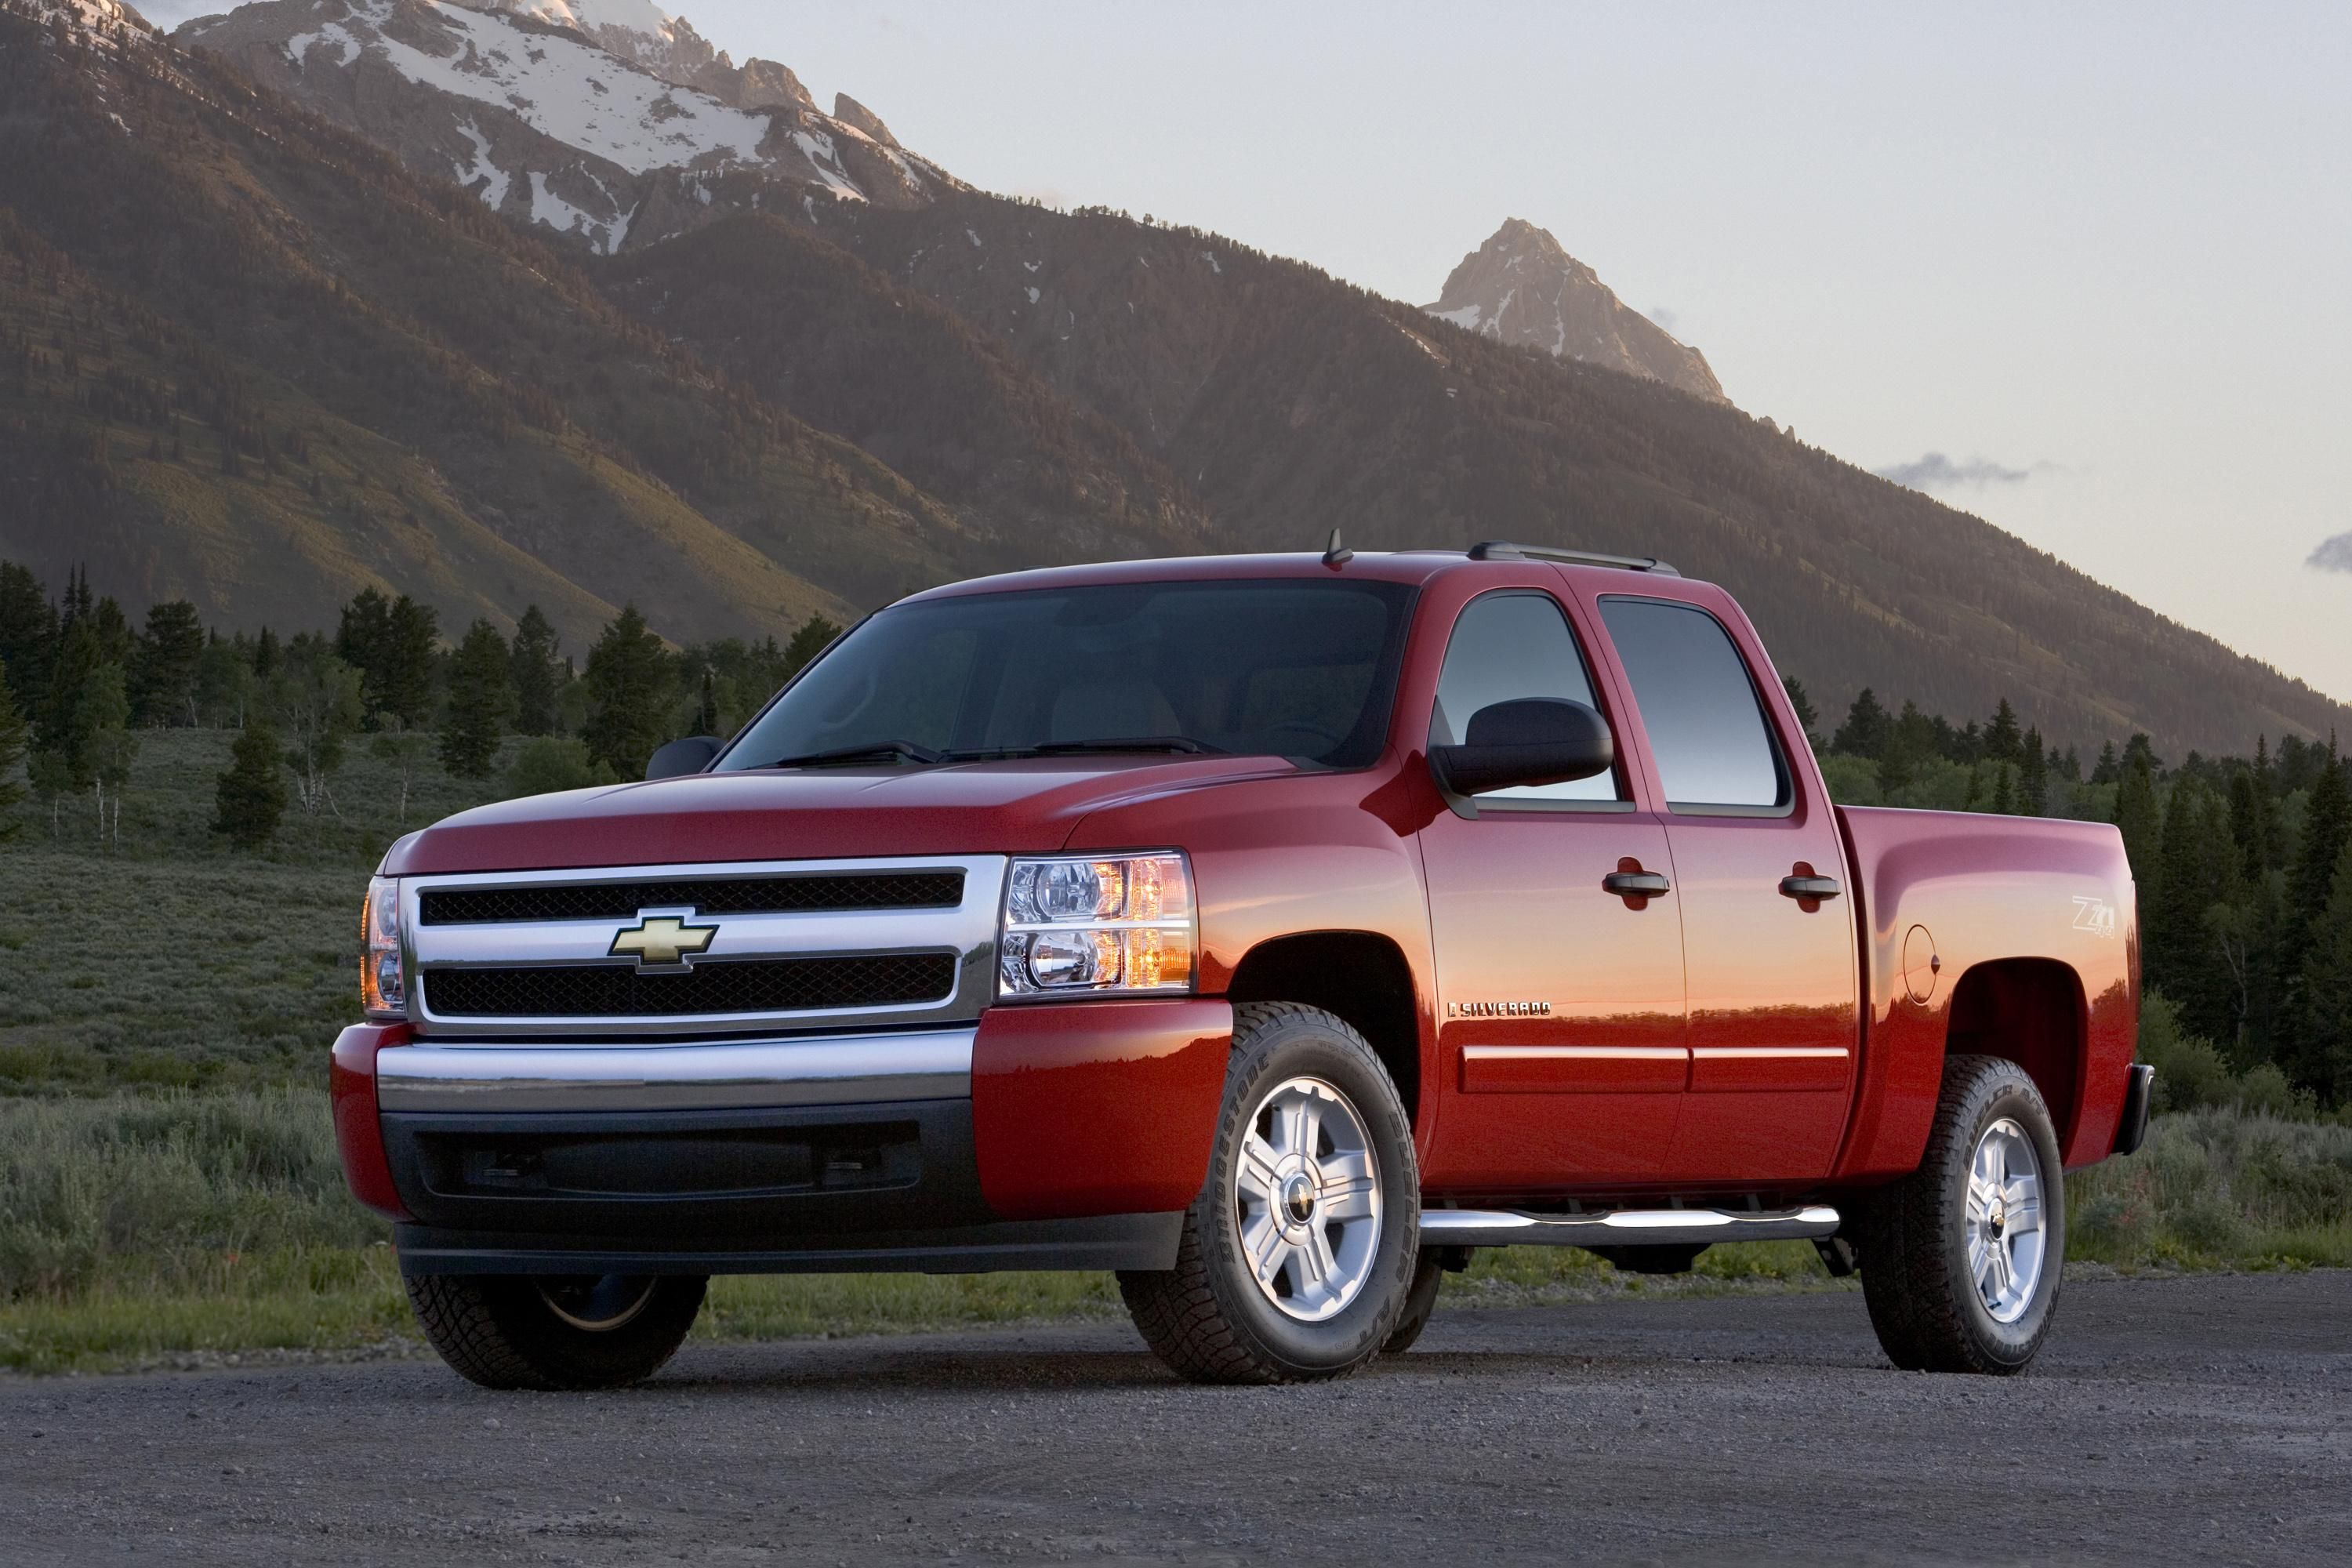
{"left": 720, "top": 579, "right": 1415, "bottom": 771}
{"left": 1598, "top": 597, "right": 1788, "bottom": 812}
{"left": 1428, "top": 590, "right": 1622, "bottom": 804}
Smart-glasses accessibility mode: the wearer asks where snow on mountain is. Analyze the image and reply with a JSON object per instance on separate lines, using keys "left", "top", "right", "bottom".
{"left": 1424, "top": 219, "right": 1726, "bottom": 404}
{"left": 174, "top": 0, "right": 953, "bottom": 254}
{"left": 10, "top": 0, "right": 157, "bottom": 46}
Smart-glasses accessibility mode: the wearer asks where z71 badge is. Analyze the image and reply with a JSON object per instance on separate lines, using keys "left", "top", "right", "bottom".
{"left": 2071, "top": 896, "right": 2118, "bottom": 938}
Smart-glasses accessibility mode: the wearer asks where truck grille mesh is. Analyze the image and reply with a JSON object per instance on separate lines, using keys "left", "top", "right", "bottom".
{"left": 419, "top": 873, "right": 965, "bottom": 926}
{"left": 423, "top": 953, "right": 960, "bottom": 1019}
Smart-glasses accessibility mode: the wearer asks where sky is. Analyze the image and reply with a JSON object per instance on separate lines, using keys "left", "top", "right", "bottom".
{"left": 141, "top": 2, "right": 2352, "bottom": 705}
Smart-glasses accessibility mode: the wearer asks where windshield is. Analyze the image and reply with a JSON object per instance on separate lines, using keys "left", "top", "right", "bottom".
{"left": 718, "top": 579, "right": 1416, "bottom": 771}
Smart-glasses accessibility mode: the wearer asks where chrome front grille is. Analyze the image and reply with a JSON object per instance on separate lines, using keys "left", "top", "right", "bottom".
{"left": 401, "top": 856, "right": 1007, "bottom": 1040}
{"left": 418, "top": 872, "right": 965, "bottom": 925}
{"left": 422, "top": 953, "right": 960, "bottom": 1019}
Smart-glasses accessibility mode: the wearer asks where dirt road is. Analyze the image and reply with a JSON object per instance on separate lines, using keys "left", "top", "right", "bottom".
{"left": 3, "top": 1270, "right": 2346, "bottom": 1565}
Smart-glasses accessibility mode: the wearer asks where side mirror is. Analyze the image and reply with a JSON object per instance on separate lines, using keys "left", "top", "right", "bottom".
{"left": 646, "top": 735, "right": 721, "bottom": 781}
{"left": 1430, "top": 699, "right": 1614, "bottom": 797}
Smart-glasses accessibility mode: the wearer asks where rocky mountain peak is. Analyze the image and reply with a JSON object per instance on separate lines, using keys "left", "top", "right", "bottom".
{"left": 174, "top": 0, "right": 954, "bottom": 255}
{"left": 1424, "top": 218, "right": 1726, "bottom": 404}
{"left": 832, "top": 93, "right": 898, "bottom": 150}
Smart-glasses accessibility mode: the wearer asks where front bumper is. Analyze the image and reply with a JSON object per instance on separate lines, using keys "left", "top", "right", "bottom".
{"left": 332, "top": 997, "right": 1232, "bottom": 1271}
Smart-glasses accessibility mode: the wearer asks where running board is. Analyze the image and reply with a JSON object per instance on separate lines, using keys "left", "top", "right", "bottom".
{"left": 1421, "top": 1204, "right": 1841, "bottom": 1247}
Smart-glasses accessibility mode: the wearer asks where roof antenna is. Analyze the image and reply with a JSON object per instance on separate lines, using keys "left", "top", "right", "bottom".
{"left": 1321, "top": 528, "right": 1354, "bottom": 568}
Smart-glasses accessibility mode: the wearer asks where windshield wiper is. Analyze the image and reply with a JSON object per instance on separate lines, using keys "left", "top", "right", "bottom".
{"left": 1024, "top": 737, "right": 1225, "bottom": 756}
{"left": 765, "top": 740, "right": 949, "bottom": 769}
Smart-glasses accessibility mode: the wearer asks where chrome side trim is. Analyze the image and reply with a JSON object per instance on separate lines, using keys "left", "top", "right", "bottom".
{"left": 1690, "top": 1047, "right": 1851, "bottom": 1060}
{"left": 1461, "top": 1044, "right": 1686, "bottom": 1061}
{"left": 1420, "top": 1204, "right": 1842, "bottom": 1247}
{"left": 398, "top": 855, "right": 1008, "bottom": 1040}
{"left": 375, "top": 1027, "right": 977, "bottom": 1113}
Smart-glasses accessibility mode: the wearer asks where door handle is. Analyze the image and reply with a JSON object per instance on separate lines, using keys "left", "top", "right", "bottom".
{"left": 1780, "top": 875, "right": 1842, "bottom": 901}
{"left": 1603, "top": 871, "right": 1671, "bottom": 898}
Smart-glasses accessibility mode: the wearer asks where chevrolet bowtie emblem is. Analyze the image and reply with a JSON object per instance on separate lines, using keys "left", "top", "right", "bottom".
{"left": 609, "top": 912, "right": 718, "bottom": 971}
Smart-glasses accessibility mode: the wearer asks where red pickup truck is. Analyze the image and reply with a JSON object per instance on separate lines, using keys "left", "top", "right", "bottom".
{"left": 332, "top": 543, "right": 2150, "bottom": 1391}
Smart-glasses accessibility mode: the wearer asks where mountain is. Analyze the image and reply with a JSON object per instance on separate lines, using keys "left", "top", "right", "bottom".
{"left": 171, "top": 1, "right": 953, "bottom": 256}
{"left": 1424, "top": 219, "right": 1724, "bottom": 403}
{"left": 17, "top": 2, "right": 2351, "bottom": 756}
{"left": 0, "top": 0, "right": 1201, "bottom": 652}
{"left": 762, "top": 194, "right": 2347, "bottom": 755}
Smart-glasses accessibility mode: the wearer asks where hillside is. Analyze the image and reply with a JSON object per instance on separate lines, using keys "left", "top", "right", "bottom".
{"left": 1424, "top": 218, "right": 1726, "bottom": 402}
{"left": 773, "top": 192, "right": 2351, "bottom": 755}
{"left": 0, "top": 2, "right": 1198, "bottom": 649}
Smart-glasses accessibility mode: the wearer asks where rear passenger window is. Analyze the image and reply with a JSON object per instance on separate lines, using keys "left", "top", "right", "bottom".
{"left": 1598, "top": 598, "right": 1788, "bottom": 812}
{"left": 1430, "top": 592, "right": 1623, "bottom": 805}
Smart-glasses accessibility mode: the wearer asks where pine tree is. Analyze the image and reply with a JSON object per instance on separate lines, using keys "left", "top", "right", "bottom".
{"left": 1985, "top": 699, "right": 2021, "bottom": 765}
{"left": 0, "top": 560, "right": 56, "bottom": 702}
{"left": 0, "top": 662, "right": 27, "bottom": 842}
{"left": 2112, "top": 746, "right": 2161, "bottom": 880}
{"left": 1990, "top": 762, "right": 2014, "bottom": 815}
{"left": 508, "top": 605, "right": 563, "bottom": 736}
{"left": 2148, "top": 778, "right": 2229, "bottom": 1018}
{"left": 781, "top": 615, "right": 843, "bottom": 681}
{"left": 2018, "top": 727, "right": 2047, "bottom": 816}
{"left": 2293, "top": 840, "right": 2352, "bottom": 1102}
{"left": 2284, "top": 737, "right": 2348, "bottom": 959}
{"left": 582, "top": 606, "right": 673, "bottom": 779}
{"left": 213, "top": 721, "right": 286, "bottom": 850}
{"left": 1781, "top": 676, "right": 1822, "bottom": 750}
{"left": 129, "top": 599, "right": 204, "bottom": 727}
{"left": 379, "top": 595, "right": 440, "bottom": 729}
{"left": 1829, "top": 688, "right": 1891, "bottom": 757}
{"left": 439, "top": 620, "right": 515, "bottom": 780}
{"left": 2091, "top": 740, "right": 2120, "bottom": 785}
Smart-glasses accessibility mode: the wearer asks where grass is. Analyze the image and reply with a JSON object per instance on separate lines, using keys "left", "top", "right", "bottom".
{"left": 3, "top": 1085, "right": 2342, "bottom": 1375}
{"left": 2, "top": 731, "right": 2342, "bottom": 1374}
{"left": 0, "top": 729, "right": 514, "bottom": 1093}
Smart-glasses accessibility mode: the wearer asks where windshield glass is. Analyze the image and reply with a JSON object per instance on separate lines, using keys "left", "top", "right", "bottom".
{"left": 718, "top": 579, "right": 1416, "bottom": 771}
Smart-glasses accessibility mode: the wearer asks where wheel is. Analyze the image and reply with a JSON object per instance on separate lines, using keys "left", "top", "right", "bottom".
{"left": 1588, "top": 1243, "right": 1710, "bottom": 1276}
{"left": 1854, "top": 1054, "right": 2065, "bottom": 1374}
{"left": 405, "top": 1272, "right": 709, "bottom": 1391}
{"left": 1120, "top": 1002, "right": 1419, "bottom": 1384}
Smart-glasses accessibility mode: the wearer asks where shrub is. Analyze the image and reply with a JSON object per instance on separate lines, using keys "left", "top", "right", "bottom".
{"left": 503, "top": 735, "right": 620, "bottom": 799}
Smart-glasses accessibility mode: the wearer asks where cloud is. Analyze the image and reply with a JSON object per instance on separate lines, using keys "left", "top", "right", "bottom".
{"left": 1875, "top": 451, "right": 2036, "bottom": 491}
{"left": 2308, "top": 532, "right": 2352, "bottom": 573}
{"left": 1645, "top": 305, "right": 1680, "bottom": 334}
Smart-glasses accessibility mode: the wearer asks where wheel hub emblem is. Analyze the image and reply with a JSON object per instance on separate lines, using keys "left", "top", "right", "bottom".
{"left": 1281, "top": 1173, "right": 1316, "bottom": 1225}
{"left": 1988, "top": 1198, "right": 2006, "bottom": 1238}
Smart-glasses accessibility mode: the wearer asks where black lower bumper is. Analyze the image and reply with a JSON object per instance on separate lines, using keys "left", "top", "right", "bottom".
{"left": 2111, "top": 1062, "right": 2157, "bottom": 1156}
{"left": 379, "top": 1098, "right": 1183, "bottom": 1276}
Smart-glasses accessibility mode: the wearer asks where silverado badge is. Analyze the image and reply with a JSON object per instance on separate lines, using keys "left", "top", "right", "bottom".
{"left": 609, "top": 912, "right": 719, "bottom": 971}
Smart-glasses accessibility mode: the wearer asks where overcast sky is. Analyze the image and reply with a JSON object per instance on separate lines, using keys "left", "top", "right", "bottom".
{"left": 143, "top": 2, "right": 2352, "bottom": 706}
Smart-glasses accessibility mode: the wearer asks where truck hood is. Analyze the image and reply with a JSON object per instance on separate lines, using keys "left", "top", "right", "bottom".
{"left": 382, "top": 755, "right": 1303, "bottom": 876}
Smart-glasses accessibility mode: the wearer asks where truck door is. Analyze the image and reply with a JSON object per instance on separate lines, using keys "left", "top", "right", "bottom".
{"left": 1417, "top": 587, "right": 1689, "bottom": 1189}
{"left": 1592, "top": 594, "right": 1859, "bottom": 1183}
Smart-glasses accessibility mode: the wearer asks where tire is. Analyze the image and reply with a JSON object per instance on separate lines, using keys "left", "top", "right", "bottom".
{"left": 405, "top": 1272, "right": 708, "bottom": 1391}
{"left": 1120, "top": 1002, "right": 1420, "bottom": 1384}
{"left": 1588, "top": 1242, "right": 1710, "bottom": 1276}
{"left": 1854, "top": 1054, "right": 2065, "bottom": 1374}
{"left": 1382, "top": 1253, "right": 1447, "bottom": 1356}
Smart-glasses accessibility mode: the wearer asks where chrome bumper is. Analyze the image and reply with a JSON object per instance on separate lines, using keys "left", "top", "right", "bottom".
{"left": 374, "top": 1026, "right": 976, "bottom": 1114}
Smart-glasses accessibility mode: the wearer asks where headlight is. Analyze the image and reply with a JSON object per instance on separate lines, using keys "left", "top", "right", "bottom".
{"left": 999, "top": 852, "right": 1196, "bottom": 998}
{"left": 361, "top": 876, "right": 406, "bottom": 1019}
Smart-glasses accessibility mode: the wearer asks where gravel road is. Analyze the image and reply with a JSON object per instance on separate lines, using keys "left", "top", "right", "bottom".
{"left": 3, "top": 1270, "right": 2347, "bottom": 1566}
